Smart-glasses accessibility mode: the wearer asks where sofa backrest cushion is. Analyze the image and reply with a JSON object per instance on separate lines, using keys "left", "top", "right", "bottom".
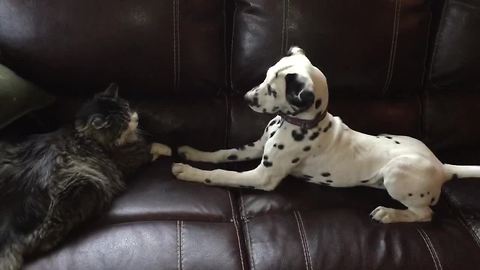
{"left": 0, "top": 0, "right": 227, "bottom": 96}
{"left": 231, "top": 0, "right": 432, "bottom": 98}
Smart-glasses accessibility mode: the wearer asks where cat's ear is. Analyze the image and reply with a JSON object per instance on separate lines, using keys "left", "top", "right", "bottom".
{"left": 97, "top": 82, "right": 119, "bottom": 99}
{"left": 90, "top": 115, "right": 109, "bottom": 129}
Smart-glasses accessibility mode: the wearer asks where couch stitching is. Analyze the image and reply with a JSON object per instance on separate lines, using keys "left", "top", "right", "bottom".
{"left": 421, "top": 229, "right": 443, "bottom": 270}
{"left": 223, "top": 0, "right": 228, "bottom": 91}
{"left": 297, "top": 211, "right": 313, "bottom": 270}
{"left": 240, "top": 192, "right": 255, "bottom": 270}
{"left": 382, "top": 0, "right": 400, "bottom": 95}
{"left": 176, "top": 220, "right": 181, "bottom": 270}
{"left": 456, "top": 215, "right": 480, "bottom": 249}
{"left": 181, "top": 220, "right": 185, "bottom": 270}
{"left": 282, "top": 0, "right": 285, "bottom": 54}
{"left": 420, "top": 9, "right": 432, "bottom": 90}
{"left": 294, "top": 211, "right": 311, "bottom": 270}
{"left": 428, "top": 0, "right": 450, "bottom": 89}
{"left": 417, "top": 228, "right": 440, "bottom": 270}
{"left": 285, "top": 0, "right": 290, "bottom": 52}
{"left": 230, "top": 0, "right": 238, "bottom": 92}
{"left": 175, "top": 0, "right": 181, "bottom": 86}
{"left": 228, "top": 191, "right": 246, "bottom": 270}
{"left": 172, "top": 0, "right": 177, "bottom": 90}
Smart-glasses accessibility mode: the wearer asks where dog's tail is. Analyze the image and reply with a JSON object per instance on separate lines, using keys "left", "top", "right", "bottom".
{"left": 443, "top": 164, "right": 480, "bottom": 180}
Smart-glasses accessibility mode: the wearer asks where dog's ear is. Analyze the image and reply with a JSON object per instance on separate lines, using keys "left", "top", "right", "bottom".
{"left": 285, "top": 73, "right": 314, "bottom": 110}
{"left": 286, "top": 46, "right": 305, "bottom": 56}
{"left": 97, "top": 82, "right": 119, "bottom": 99}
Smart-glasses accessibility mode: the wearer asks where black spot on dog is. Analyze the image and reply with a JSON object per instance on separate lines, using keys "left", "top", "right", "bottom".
{"left": 263, "top": 155, "right": 269, "bottom": 160}
{"left": 427, "top": 192, "right": 430, "bottom": 195}
{"left": 247, "top": 142, "right": 255, "bottom": 147}
{"left": 431, "top": 197, "right": 435, "bottom": 204}
{"left": 285, "top": 73, "right": 315, "bottom": 111}
{"left": 265, "top": 126, "right": 269, "bottom": 133}
{"left": 270, "top": 131, "right": 276, "bottom": 138}
{"left": 263, "top": 160, "right": 273, "bottom": 167}
{"left": 321, "top": 172, "right": 331, "bottom": 177}
{"left": 292, "top": 158, "right": 300, "bottom": 163}
{"left": 395, "top": 141, "right": 400, "bottom": 144}
{"left": 385, "top": 136, "right": 392, "bottom": 139}
{"left": 227, "top": 154, "right": 238, "bottom": 160}
{"left": 323, "top": 121, "right": 333, "bottom": 132}
{"left": 420, "top": 193, "right": 424, "bottom": 198}
{"left": 326, "top": 180, "right": 333, "bottom": 183}
{"left": 309, "top": 132, "right": 320, "bottom": 140}
{"left": 292, "top": 130, "right": 305, "bottom": 141}
{"left": 278, "top": 144, "right": 284, "bottom": 150}
{"left": 269, "top": 120, "right": 276, "bottom": 126}
{"left": 361, "top": 180, "right": 369, "bottom": 183}
{"left": 205, "top": 179, "right": 212, "bottom": 184}
{"left": 272, "top": 106, "right": 280, "bottom": 112}
{"left": 273, "top": 144, "right": 277, "bottom": 147}
{"left": 408, "top": 193, "right": 413, "bottom": 196}
{"left": 267, "top": 85, "right": 278, "bottom": 98}
{"left": 315, "top": 99, "right": 322, "bottom": 109}
{"left": 262, "top": 108, "right": 267, "bottom": 113}
{"left": 250, "top": 97, "right": 260, "bottom": 107}
{"left": 303, "top": 146, "right": 311, "bottom": 151}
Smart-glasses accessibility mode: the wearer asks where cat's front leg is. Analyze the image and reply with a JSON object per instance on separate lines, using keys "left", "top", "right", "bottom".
{"left": 150, "top": 143, "right": 172, "bottom": 161}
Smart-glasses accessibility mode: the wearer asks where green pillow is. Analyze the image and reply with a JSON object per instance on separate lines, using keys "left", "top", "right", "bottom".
{"left": 0, "top": 64, "right": 55, "bottom": 129}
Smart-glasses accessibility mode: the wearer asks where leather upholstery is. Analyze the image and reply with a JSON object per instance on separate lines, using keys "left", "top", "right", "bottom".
{"left": 0, "top": 0, "right": 478, "bottom": 269}
{"left": 0, "top": 0, "right": 227, "bottom": 96}
{"left": 231, "top": 0, "right": 431, "bottom": 97}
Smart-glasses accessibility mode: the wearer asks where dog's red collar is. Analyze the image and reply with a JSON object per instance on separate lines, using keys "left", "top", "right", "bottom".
{"left": 280, "top": 110, "right": 328, "bottom": 129}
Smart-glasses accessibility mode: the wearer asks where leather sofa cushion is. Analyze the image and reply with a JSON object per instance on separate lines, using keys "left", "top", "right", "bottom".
{"left": 239, "top": 179, "right": 480, "bottom": 270}
{"left": 231, "top": 0, "right": 431, "bottom": 98}
{"left": 0, "top": 0, "right": 227, "bottom": 96}
{"left": 428, "top": 0, "right": 480, "bottom": 92}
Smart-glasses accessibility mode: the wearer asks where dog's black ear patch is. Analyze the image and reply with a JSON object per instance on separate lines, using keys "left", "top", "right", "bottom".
{"left": 285, "top": 73, "right": 314, "bottom": 110}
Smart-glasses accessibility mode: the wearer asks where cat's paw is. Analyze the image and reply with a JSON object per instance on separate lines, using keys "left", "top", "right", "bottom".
{"left": 150, "top": 143, "right": 172, "bottom": 161}
{"left": 172, "top": 163, "right": 200, "bottom": 182}
{"left": 177, "top": 145, "right": 201, "bottom": 161}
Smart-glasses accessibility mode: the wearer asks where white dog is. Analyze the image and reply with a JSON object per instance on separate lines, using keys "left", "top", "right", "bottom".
{"left": 172, "top": 46, "right": 480, "bottom": 223}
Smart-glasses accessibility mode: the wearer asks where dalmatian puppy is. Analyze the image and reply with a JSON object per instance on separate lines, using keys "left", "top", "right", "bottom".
{"left": 172, "top": 46, "right": 480, "bottom": 223}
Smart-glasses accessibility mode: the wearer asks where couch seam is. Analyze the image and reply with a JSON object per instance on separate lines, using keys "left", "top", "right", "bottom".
{"left": 173, "top": 0, "right": 177, "bottom": 90}
{"left": 382, "top": 0, "right": 401, "bottom": 95}
{"left": 176, "top": 0, "right": 181, "bottom": 89}
{"left": 228, "top": 191, "right": 246, "bottom": 270}
{"left": 417, "top": 228, "right": 442, "bottom": 270}
{"left": 294, "top": 211, "right": 312, "bottom": 270}
{"left": 229, "top": 0, "right": 238, "bottom": 92}
{"left": 240, "top": 192, "right": 255, "bottom": 270}
{"left": 223, "top": 0, "right": 229, "bottom": 91}
{"left": 428, "top": 0, "right": 450, "bottom": 90}
{"left": 181, "top": 220, "right": 185, "bottom": 270}
{"left": 177, "top": 220, "right": 182, "bottom": 270}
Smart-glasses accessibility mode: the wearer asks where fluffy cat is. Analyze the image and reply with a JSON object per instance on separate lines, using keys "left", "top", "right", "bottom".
{"left": 0, "top": 83, "right": 171, "bottom": 270}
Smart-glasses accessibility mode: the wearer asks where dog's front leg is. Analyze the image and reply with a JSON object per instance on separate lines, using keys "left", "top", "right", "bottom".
{"left": 178, "top": 116, "right": 283, "bottom": 163}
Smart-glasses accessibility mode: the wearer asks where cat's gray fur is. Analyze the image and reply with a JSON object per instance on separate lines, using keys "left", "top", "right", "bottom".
{"left": 0, "top": 83, "right": 161, "bottom": 270}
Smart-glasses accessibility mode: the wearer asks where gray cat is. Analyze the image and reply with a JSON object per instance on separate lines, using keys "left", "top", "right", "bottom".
{"left": 0, "top": 83, "right": 171, "bottom": 270}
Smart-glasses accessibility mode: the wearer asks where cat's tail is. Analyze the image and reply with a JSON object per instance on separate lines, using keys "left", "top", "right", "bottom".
{"left": 443, "top": 164, "right": 480, "bottom": 180}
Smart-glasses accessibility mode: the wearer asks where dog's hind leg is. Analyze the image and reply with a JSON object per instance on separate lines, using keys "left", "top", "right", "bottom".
{"left": 370, "top": 155, "right": 444, "bottom": 223}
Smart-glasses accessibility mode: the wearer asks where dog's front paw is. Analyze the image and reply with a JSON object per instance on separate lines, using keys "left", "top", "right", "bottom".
{"left": 177, "top": 145, "right": 201, "bottom": 161}
{"left": 151, "top": 143, "right": 172, "bottom": 161}
{"left": 172, "top": 163, "right": 201, "bottom": 182}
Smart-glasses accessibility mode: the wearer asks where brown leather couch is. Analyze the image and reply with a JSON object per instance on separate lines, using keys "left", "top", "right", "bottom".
{"left": 1, "top": 0, "right": 480, "bottom": 269}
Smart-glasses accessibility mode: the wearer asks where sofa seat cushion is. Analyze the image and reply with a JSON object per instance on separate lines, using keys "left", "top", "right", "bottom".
{"left": 239, "top": 178, "right": 480, "bottom": 270}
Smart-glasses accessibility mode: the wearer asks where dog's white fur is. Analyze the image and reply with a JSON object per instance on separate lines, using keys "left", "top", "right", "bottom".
{"left": 172, "top": 47, "right": 480, "bottom": 223}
